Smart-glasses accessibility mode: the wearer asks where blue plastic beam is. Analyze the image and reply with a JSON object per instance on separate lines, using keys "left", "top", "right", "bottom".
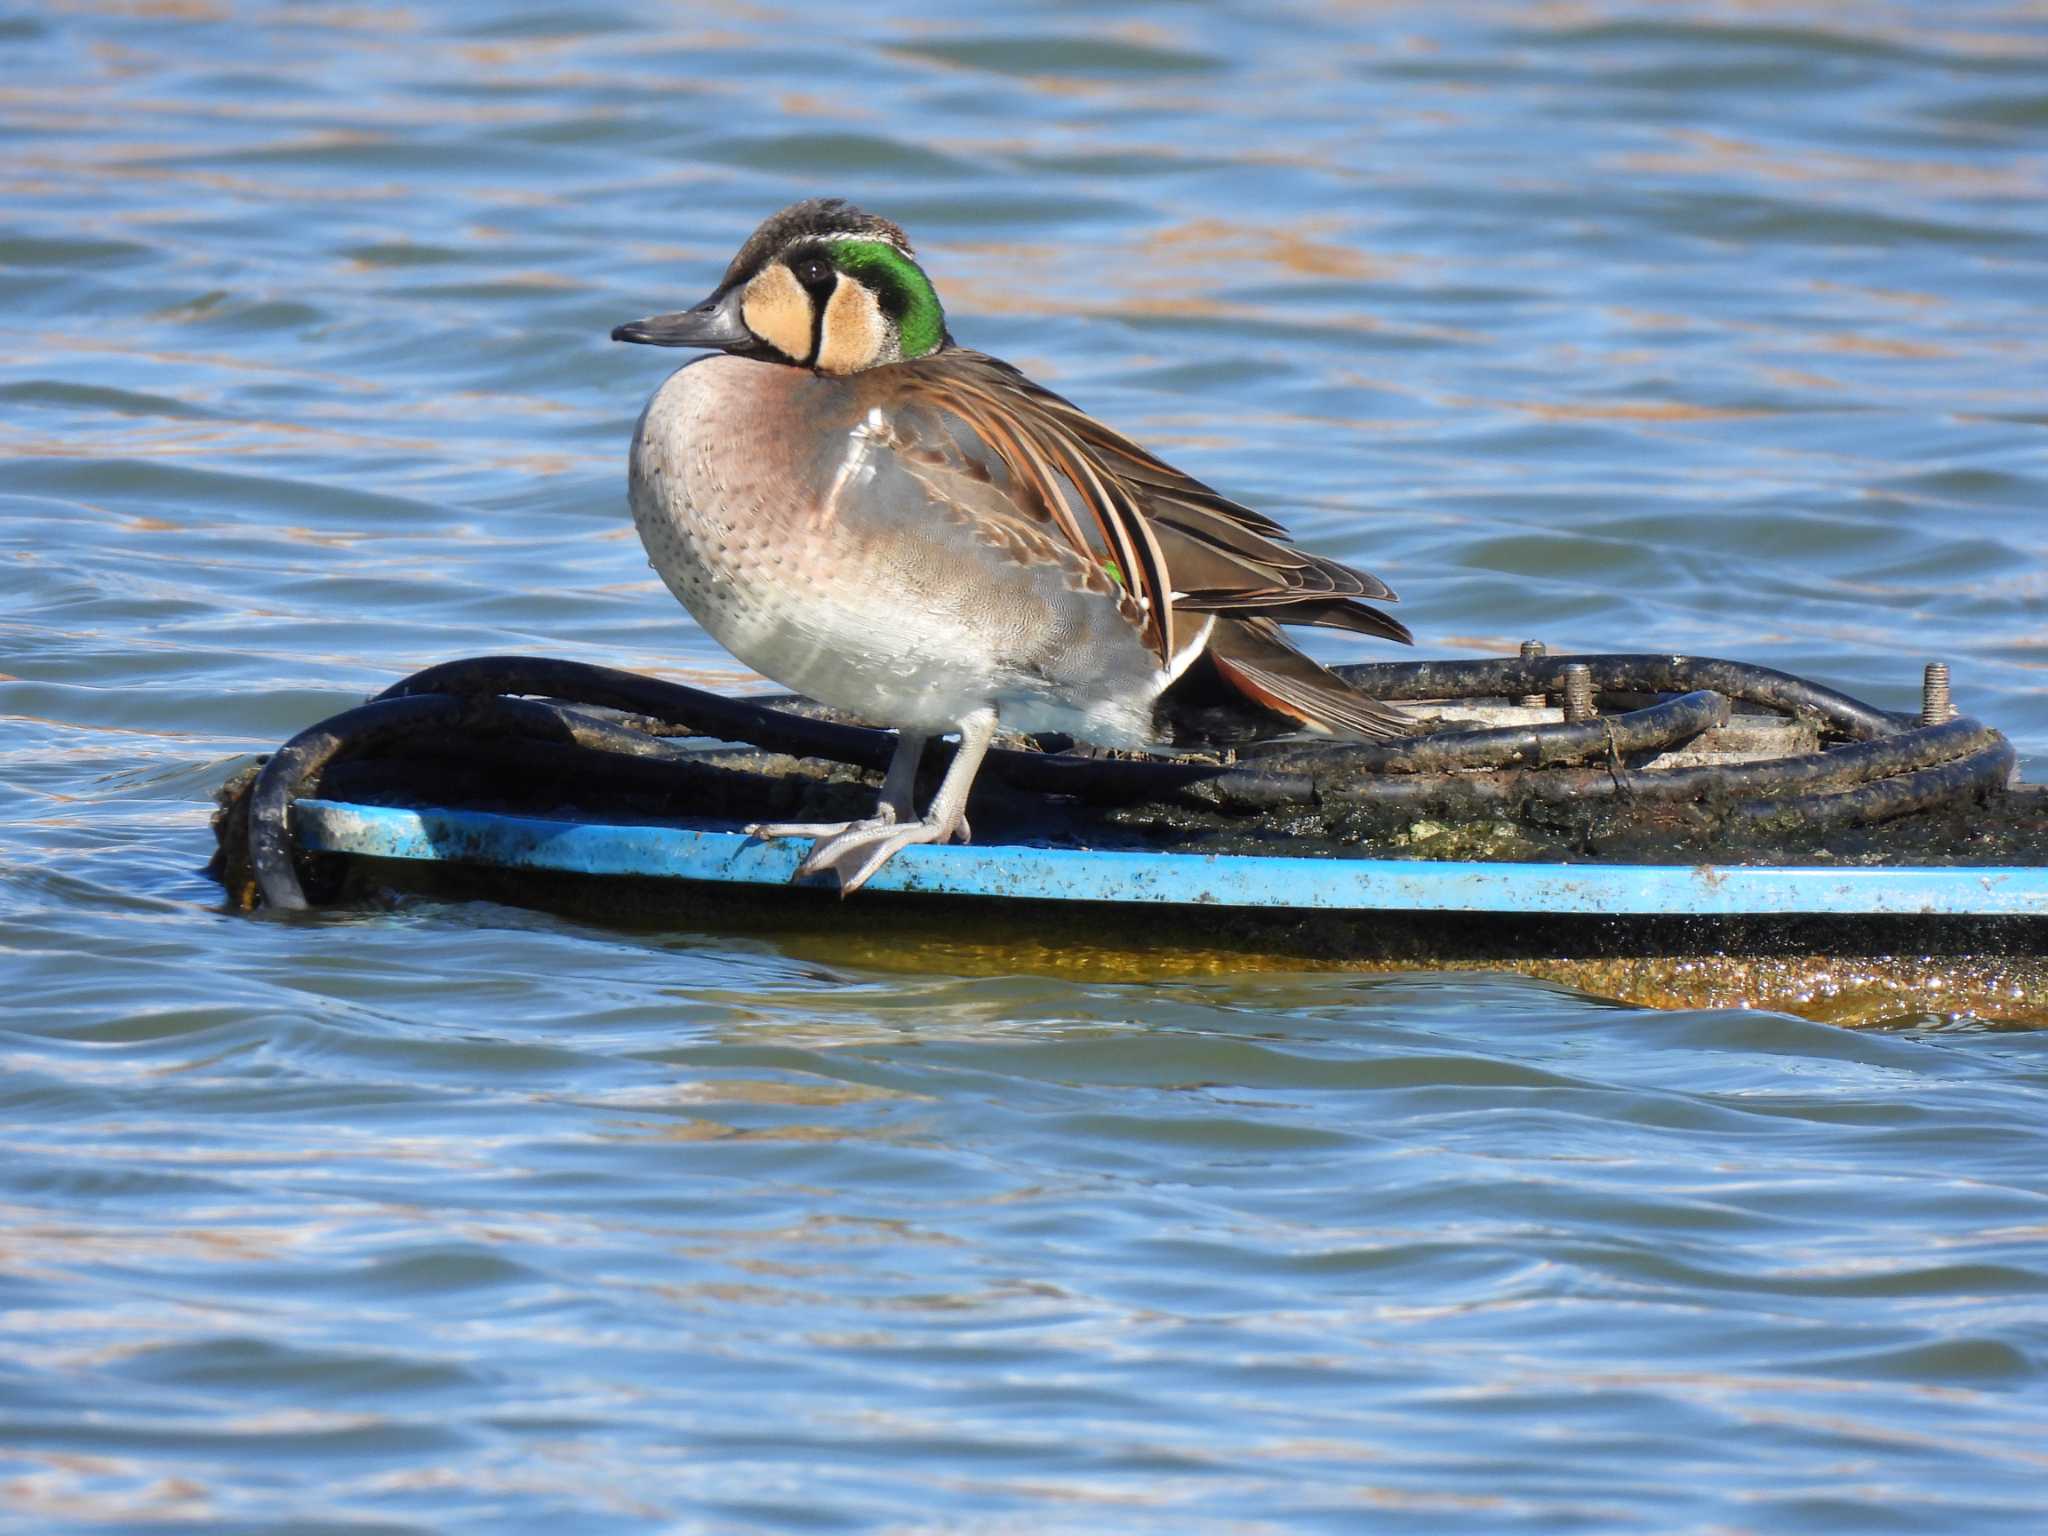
{"left": 292, "top": 799, "right": 2048, "bottom": 918}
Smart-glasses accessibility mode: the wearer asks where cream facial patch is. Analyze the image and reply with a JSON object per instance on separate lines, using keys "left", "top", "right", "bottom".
{"left": 741, "top": 262, "right": 815, "bottom": 364}
{"left": 814, "top": 274, "right": 889, "bottom": 375}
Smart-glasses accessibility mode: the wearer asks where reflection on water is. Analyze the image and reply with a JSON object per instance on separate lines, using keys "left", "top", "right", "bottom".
{"left": 4, "top": 2, "right": 2048, "bottom": 1531}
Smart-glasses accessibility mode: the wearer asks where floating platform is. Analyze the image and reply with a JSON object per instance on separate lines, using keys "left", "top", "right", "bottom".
{"left": 212, "top": 653, "right": 2047, "bottom": 1025}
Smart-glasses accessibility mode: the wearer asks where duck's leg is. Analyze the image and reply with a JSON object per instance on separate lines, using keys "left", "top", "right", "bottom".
{"left": 795, "top": 708, "right": 996, "bottom": 895}
{"left": 747, "top": 730, "right": 928, "bottom": 842}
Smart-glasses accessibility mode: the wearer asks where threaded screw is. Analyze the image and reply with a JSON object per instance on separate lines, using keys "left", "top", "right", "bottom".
{"left": 1561, "top": 662, "right": 1596, "bottom": 723}
{"left": 1921, "top": 661, "right": 1955, "bottom": 725}
{"left": 1519, "top": 639, "right": 1548, "bottom": 709}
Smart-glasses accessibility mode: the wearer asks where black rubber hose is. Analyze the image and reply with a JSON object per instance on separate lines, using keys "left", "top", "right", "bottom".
{"left": 1244, "top": 689, "right": 1730, "bottom": 777}
{"left": 361, "top": 655, "right": 1991, "bottom": 815}
{"left": 1304, "top": 716, "right": 2004, "bottom": 813}
{"left": 375, "top": 655, "right": 1228, "bottom": 802}
{"left": 249, "top": 657, "right": 2012, "bottom": 906}
{"left": 1329, "top": 654, "right": 1905, "bottom": 740}
{"left": 378, "top": 656, "right": 904, "bottom": 773}
{"left": 248, "top": 691, "right": 718, "bottom": 911}
{"left": 364, "top": 658, "right": 1749, "bottom": 803}
{"left": 1726, "top": 733, "right": 2018, "bottom": 836}
{"left": 1616, "top": 715, "right": 2001, "bottom": 801}
{"left": 252, "top": 694, "right": 461, "bottom": 911}
{"left": 381, "top": 651, "right": 1900, "bottom": 780}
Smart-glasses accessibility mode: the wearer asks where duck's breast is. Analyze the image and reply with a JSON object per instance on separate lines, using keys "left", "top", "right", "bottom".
{"left": 627, "top": 355, "right": 1162, "bottom": 740}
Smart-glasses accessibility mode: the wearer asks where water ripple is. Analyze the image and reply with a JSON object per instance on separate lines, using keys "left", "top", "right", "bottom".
{"left": 5, "top": 1, "right": 2048, "bottom": 1530}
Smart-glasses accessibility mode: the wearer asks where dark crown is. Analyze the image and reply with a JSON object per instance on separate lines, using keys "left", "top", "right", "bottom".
{"left": 720, "top": 198, "right": 915, "bottom": 288}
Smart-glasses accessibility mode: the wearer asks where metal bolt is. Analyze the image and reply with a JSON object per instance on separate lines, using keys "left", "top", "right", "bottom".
{"left": 1561, "top": 662, "right": 1596, "bottom": 723}
{"left": 1518, "top": 640, "right": 1548, "bottom": 709}
{"left": 1921, "top": 661, "right": 1956, "bottom": 726}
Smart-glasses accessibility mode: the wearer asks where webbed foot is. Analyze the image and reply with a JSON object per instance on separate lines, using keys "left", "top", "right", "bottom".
{"left": 795, "top": 811, "right": 972, "bottom": 896}
{"left": 746, "top": 809, "right": 895, "bottom": 842}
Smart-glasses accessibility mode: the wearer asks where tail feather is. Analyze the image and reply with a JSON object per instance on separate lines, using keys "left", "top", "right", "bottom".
{"left": 1206, "top": 618, "right": 1413, "bottom": 740}
{"left": 1257, "top": 597, "right": 1413, "bottom": 646}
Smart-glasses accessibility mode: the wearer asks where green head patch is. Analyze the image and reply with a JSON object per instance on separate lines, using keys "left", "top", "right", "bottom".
{"left": 831, "top": 239, "right": 947, "bottom": 360}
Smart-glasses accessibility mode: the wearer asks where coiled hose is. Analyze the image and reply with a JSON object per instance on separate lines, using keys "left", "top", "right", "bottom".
{"left": 240, "top": 653, "right": 2015, "bottom": 911}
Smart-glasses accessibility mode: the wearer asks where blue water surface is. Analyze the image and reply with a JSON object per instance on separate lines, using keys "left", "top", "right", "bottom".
{"left": 3, "top": 2, "right": 2047, "bottom": 1530}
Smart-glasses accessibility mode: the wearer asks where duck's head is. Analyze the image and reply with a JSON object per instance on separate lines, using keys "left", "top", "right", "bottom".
{"left": 612, "top": 197, "right": 951, "bottom": 375}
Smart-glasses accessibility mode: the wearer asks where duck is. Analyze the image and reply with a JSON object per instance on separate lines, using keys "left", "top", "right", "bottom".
{"left": 611, "top": 197, "right": 1413, "bottom": 893}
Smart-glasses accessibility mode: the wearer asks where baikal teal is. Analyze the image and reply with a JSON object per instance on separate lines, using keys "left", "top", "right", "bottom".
{"left": 3, "top": 3, "right": 2048, "bottom": 1533}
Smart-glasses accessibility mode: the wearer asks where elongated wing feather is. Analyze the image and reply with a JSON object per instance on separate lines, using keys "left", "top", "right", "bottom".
{"left": 1207, "top": 618, "right": 1412, "bottom": 738}
{"left": 902, "top": 351, "right": 1406, "bottom": 659}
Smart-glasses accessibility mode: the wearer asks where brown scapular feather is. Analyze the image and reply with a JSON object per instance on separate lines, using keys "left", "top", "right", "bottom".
{"left": 904, "top": 349, "right": 1413, "bottom": 734}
